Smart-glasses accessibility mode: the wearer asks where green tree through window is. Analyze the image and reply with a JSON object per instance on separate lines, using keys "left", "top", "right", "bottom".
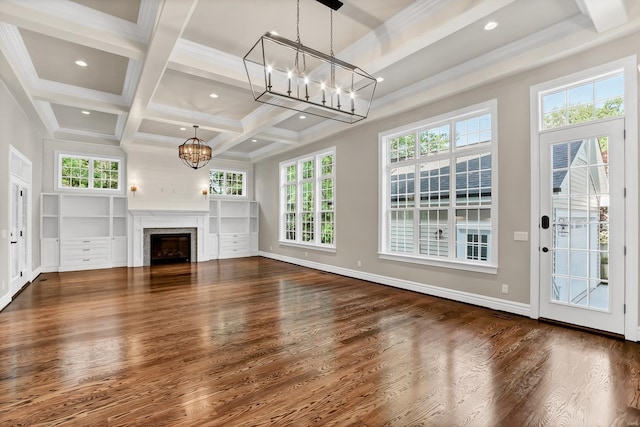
{"left": 60, "top": 155, "right": 120, "bottom": 190}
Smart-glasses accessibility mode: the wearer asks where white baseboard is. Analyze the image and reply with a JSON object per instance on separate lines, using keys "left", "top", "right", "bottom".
{"left": 259, "top": 251, "right": 531, "bottom": 317}
{"left": 0, "top": 291, "right": 11, "bottom": 312}
{"left": 31, "top": 267, "right": 42, "bottom": 282}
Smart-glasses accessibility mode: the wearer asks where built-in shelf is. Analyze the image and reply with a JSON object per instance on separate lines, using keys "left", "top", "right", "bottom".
{"left": 40, "top": 193, "right": 128, "bottom": 272}
{"left": 207, "top": 200, "right": 258, "bottom": 259}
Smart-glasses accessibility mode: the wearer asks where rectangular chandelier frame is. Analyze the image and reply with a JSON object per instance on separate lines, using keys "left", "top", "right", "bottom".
{"left": 243, "top": 32, "right": 377, "bottom": 124}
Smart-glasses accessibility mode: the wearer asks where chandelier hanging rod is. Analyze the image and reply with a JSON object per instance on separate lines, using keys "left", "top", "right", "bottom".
{"left": 258, "top": 32, "right": 359, "bottom": 72}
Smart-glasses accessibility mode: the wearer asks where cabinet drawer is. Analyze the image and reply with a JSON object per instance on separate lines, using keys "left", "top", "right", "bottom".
{"left": 61, "top": 245, "right": 109, "bottom": 256}
{"left": 219, "top": 234, "right": 249, "bottom": 250}
{"left": 61, "top": 238, "right": 109, "bottom": 249}
{"left": 61, "top": 254, "right": 111, "bottom": 265}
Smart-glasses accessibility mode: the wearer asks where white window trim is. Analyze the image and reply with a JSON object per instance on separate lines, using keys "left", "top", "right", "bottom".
{"left": 529, "top": 55, "right": 638, "bottom": 340}
{"left": 55, "top": 151, "right": 124, "bottom": 194}
{"left": 209, "top": 168, "right": 248, "bottom": 198}
{"left": 279, "top": 146, "right": 336, "bottom": 252}
{"left": 378, "top": 99, "right": 498, "bottom": 274}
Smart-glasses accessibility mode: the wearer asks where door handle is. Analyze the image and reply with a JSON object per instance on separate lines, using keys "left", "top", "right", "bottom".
{"left": 541, "top": 215, "right": 550, "bottom": 229}
{"left": 10, "top": 241, "right": 17, "bottom": 244}
{"left": 542, "top": 247, "right": 549, "bottom": 253}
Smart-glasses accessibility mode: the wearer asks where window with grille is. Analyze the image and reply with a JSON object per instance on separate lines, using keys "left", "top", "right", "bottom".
{"left": 209, "top": 169, "right": 247, "bottom": 197}
{"left": 57, "top": 154, "right": 122, "bottom": 192}
{"left": 280, "top": 148, "right": 335, "bottom": 250}
{"left": 379, "top": 100, "right": 497, "bottom": 272}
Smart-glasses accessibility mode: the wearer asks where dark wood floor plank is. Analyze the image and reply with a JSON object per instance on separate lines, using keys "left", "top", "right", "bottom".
{"left": 1, "top": 257, "right": 640, "bottom": 426}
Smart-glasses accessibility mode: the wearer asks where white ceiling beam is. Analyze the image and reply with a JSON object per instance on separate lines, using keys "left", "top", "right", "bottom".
{"left": 575, "top": 0, "right": 628, "bottom": 33}
{"left": 145, "top": 103, "right": 243, "bottom": 134}
{"left": 0, "top": 0, "right": 147, "bottom": 60}
{"left": 30, "top": 88, "right": 129, "bottom": 115}
{"left": 119, "top": 0, "right": 199, "bottom": 151}
{"left": 168, "top": 39, "right": 248, "bottom": 89}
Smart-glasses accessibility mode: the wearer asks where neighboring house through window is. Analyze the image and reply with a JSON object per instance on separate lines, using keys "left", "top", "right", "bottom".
{"left": 379, "top": 100, "right": 498, "bottom": 273}
{"left": 280, "top": 147, "right": 336, "bottom": 250}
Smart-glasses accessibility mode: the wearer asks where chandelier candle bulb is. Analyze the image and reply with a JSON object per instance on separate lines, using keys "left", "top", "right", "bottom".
{"left": 321, "top": 82, "right": 326, "bottom": 105}
{"left": 304, "top": 76, "right": 309, "bottom": 100}
{"left": 336, "top": 88, "right": 341, "bottom": 109}
{"left": 350, "top": 92, "right": 355, "bottom": 114}
{"left": 287, "top": 71, "right": 292, "bottom": 96}
{"left": 267, "top": 65, "right": 272, "bottom": 90}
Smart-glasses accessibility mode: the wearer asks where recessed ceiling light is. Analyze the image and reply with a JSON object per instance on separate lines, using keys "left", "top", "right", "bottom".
{"left": 299, "top": 115, "right": 306, "bottom": 119}
{"left": 81, "top": 110, "right": 90, "bottom": 115}
{"left": 484, "top": 21, "right": 498, "bottom": 31}
{"left": 75, "top": 60, "right": 88, "bottom": 67}
{"left": 180, "top": 127, "right": 187, "bottom": 131}
{"left": 376, "top": 77, "right": 384, "bottom": 82}
{"left": 251, "top": 139, "right": 258, "bottom": 142}
{"left": 209, "top": 93, "right": 219, "bottom": 98}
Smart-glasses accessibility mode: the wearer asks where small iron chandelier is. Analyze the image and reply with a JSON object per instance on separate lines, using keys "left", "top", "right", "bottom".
{"left": 178, "top": 125, "right": 212, "bottom": 170}
{"left": 243, "top": 0, "right": 377, "bottom": 124}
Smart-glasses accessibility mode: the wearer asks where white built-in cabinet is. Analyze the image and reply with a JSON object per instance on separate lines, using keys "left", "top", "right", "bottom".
{"left": 40, "top": 193, "right": 127, "bottom": 272}
{"left": 41, "top": 195, "right": 259, "bottom": 271}
{"left": 208, "top": 199, "right": 259, "bottom": 259}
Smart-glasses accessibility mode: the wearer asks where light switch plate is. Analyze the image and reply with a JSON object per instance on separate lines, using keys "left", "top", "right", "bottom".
{"left": 514, "top": 231, "right": 528, "bottom": 241}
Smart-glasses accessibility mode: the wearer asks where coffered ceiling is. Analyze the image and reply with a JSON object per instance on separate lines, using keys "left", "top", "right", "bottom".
{"left": 0, "top": 0, "right": 637, "bottom": 162}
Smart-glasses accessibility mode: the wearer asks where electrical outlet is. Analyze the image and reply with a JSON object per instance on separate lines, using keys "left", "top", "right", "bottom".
{"left": 305, "top": 252, "right": 308, "bottom": 257}
{"left": 270, "top": 246, "right": 273, "bottom": 251}
{"left": 501, "top": 284, "right": 509, "bottom": 294}
{"left": 357, "top": 260, "right": 361, "bottom": 267}
{"left": 1, "top": 230, "right": 6, "bottom": 239}
{"left": 514, "top": 231, "right": 528, "bottom": 241}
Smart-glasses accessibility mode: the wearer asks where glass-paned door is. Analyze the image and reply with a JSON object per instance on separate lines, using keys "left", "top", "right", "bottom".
{"left": 539, "top": 119, "right": 624, "bottom": 334}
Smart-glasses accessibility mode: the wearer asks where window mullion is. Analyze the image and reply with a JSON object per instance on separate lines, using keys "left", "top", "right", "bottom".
{"left": 413, "top": 163, "right": 419, "bottom": 255}
{"left": 88, "top": 158, "right": 94, "bottom": 189}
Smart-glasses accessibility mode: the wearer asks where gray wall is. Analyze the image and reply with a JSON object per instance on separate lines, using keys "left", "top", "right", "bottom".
{"left": 255, "top": 31, "right": 640, "bottom": 307}
{"left": 0, "top": 77, "right": 43, "bottom": 304}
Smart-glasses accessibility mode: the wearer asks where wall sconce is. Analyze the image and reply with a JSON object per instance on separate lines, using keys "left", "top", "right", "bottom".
{"left": 130, "top": 184, "right": 137, "bottom": 196}
{"left": 202, "top": 188, "right": 208, "bottom": 198}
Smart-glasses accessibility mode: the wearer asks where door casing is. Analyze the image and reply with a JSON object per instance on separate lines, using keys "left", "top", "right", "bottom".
{"left": 529, "top": 55, "right": 638, "bottom": 340}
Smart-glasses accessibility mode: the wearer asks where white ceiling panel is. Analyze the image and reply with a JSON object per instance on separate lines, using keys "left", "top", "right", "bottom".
{"left": 70, "top": 0, "right": 141, "bottom": 23}
{"left": 19, "top": 29, "right": 129, "bottom": 95}
{"left": 153, "top": 69, "right": 256, "bottom": 120}
{"left": 51, "top": 104, "right": 118, "bottom": 134}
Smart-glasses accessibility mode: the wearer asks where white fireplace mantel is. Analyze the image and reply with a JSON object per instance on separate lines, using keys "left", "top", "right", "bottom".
{"left": 129, "top": 210, "right": 208, "bottom": 267}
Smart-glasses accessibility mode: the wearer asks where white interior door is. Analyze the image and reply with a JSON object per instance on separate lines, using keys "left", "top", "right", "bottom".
{"left": 9, "top": 182, "right": 28, "bottom": 294}
{"left": 539, "top": 119, "right": 625, "bottom": 334}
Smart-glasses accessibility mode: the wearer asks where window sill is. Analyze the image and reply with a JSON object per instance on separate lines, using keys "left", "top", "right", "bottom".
{"left": 279, "top": 240, "right": 337, "bottom": 253}
{"left": 378, "top": 252, "right": 497, "bottom": 274}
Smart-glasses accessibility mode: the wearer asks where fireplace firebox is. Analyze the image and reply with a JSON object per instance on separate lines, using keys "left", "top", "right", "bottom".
{"left": 150, "top": 233, "right": 191, "bottom": 265}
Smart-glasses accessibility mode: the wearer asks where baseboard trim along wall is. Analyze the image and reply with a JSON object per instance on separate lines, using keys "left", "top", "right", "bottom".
{"left": 259, "top": 252, "right": 531, "bottom": 318}
{"left": 31, "top": 267, "right": 42, "bottom": 282}
{"left": 0, "top": 292, "right": 11, "bottom": 312}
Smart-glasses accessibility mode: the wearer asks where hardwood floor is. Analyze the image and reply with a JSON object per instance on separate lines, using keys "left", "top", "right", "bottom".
{"left": 1, "top": 257, "right": 639, "bottom": 426}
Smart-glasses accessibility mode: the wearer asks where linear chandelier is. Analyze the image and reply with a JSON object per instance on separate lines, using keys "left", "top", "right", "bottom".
{"left": 243, "top": 0, "right": 377, "bottom": 124}
{"left": 178, "top": 125, "right": 212, "bottom": 170}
